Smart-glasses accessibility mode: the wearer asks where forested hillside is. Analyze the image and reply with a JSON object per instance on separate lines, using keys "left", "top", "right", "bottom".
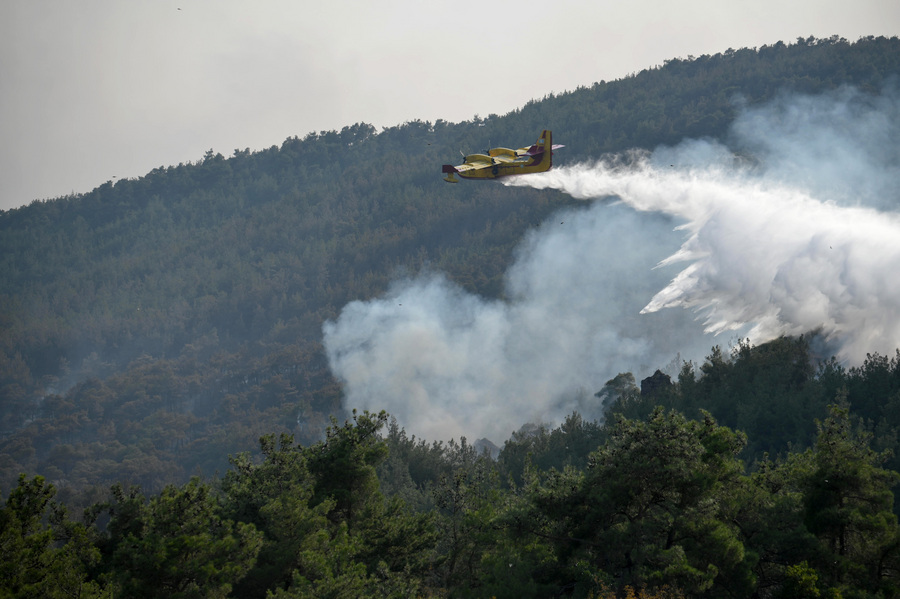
{"left": 3, "top": 34, "right": 900, "bottom": 597}
{"left": 5, "top": 347, "right": 900, "bottom": 598}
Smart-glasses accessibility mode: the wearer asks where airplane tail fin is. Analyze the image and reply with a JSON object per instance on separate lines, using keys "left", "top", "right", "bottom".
{"left": 526, "top": 130, "right": 563, "bottom": 171}
{"left": 523, "top": 130, "right": 554, "bottom": 156}
{"left": 524, "top": 130, "right": 551, "bottom": 155}
{"left": 521, "top": 130, "right": 554, "bottom": 171}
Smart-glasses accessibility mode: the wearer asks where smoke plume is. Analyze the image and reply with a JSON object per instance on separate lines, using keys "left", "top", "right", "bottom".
{"left": 323, "top": 85, "right": 900, "bottom": 442}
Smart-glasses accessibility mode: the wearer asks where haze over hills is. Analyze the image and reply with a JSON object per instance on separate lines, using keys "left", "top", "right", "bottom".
{"left": 1, "top": 36, "right": 900, "bottom": 498}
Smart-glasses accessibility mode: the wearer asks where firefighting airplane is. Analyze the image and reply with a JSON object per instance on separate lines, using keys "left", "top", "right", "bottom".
{"left": 442, "top": 130, "right": 563, "bottom": 182}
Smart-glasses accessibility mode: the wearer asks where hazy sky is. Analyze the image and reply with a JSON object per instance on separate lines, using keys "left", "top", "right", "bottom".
{"left": 2, "top": 0, "right": 898, "bottom": 211}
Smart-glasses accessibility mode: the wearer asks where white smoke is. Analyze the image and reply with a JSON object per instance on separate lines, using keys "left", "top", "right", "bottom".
{"left": 510, "top": 85, "right": 900, "bottom": 361}
{"left": 323, "top": 206, "right": 708, "bottom": 441}
{"left": 323, "top": 85, "right": 900, "bottom": 442}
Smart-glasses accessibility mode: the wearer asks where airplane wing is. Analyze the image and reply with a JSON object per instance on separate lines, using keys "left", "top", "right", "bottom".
{"left": 442, "top": 155, "right": 501, "bottom": 182}
{"left": 454, "top": 162, "right": 487, "bottom": 174}
{"left": 453, "top": 154, "right": 494, "bottom": 173}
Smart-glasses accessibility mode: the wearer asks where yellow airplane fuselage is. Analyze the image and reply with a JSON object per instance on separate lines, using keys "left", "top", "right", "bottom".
{"left": 442, "top": 130, "right": 560, "bottom": 182}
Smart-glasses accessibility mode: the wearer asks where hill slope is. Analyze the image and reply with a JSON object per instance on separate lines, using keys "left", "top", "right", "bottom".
{"left": 1, "top": 35, "right": 899, "bottom": 496}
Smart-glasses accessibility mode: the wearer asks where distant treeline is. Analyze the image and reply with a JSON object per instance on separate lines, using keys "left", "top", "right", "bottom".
{"left": 1, "top": 35, "right": 900, "bottom": 517}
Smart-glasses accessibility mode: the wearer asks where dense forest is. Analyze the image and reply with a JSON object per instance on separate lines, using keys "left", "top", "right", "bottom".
{"left": 3, "top": 35, "right": 900, "bottom": 597}
{"left": 5, "top": 339, "right": 900, "bottom": 598}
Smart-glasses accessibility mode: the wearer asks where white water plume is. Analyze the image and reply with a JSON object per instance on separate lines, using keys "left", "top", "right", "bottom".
{"left": 324, "top": 85, "right": 900, "bottom": 441}
{"left": 508, "top": 86, "right": 900, "bottom": 363}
